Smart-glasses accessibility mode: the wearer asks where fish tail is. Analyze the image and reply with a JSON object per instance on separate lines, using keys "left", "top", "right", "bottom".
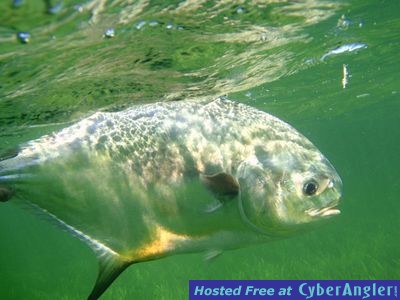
{"left": 87, "top": 253, "right": 131, "bottom": 300}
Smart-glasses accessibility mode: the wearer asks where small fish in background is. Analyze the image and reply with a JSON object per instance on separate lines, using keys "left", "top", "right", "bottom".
{"left": 321, "top": 43, "right": 367, "bottom": 61}
{"left": 0, "top": 98, "right": 342, "bottom": 299}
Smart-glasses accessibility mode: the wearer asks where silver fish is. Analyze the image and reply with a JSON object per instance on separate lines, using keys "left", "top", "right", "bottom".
{"left": 0, "top": 98, "right": 342, "bottom": 299}
{"left": 321, "top": 43, "right": 367, "bottom": 61}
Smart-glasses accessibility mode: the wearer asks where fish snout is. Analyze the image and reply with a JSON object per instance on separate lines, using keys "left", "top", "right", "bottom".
{"left": 0, "top": 185, "right": 13, "bottom": 202}
{"left": 321, "top": 176, "right": 343, "bottom": 217}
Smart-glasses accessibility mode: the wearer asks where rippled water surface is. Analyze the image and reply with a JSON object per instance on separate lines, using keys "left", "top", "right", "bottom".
{"left": 0, "top": 0, "right": 399, "bottom": 299}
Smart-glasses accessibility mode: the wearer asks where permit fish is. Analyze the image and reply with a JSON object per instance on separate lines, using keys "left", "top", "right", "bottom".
{"left": 0, "top": 98, "right": 342, "bottom": 299}
{"left": 320, "top": 42, "right": 367, "bottom": 61}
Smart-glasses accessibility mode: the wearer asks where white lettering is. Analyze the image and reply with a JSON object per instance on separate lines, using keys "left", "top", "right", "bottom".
{"left": 194, "top": 285, "right": 204, "bottom": 295}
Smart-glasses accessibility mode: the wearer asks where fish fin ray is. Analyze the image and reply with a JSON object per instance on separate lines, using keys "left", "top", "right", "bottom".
{"left": 21, "top": 201, "right": 118, "bottom": 257}
{"left": 87, "top": 252, "right": 130, "bottom": 300}
{"left": 200, "top": 172, "right": 239, "bottom": 197}
{"left": 204, "top": 249, "right": 223, "bottom": 262}
{"left": 17, "top": 201, "right": 131, "bottom": 299}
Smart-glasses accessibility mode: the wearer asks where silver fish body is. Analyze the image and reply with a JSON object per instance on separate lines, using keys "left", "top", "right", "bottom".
{"left": 0, "top": 98, "right": 342, "bottom": 299}
{"left": 321, "top": 42, "right": 367, "bottom": 61}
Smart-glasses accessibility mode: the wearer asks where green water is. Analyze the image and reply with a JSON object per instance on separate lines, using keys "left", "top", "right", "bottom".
{"left": 0, "top": 0, "right": 399, "bottom": 299}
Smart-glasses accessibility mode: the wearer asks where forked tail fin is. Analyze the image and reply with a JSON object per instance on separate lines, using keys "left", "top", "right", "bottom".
{"left": 87, "top": 252, "right": 131, "bottom": 300}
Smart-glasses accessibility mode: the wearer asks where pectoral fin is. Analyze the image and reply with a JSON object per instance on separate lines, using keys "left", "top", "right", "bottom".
{"left": 200, "top": 172, "right": 239, "bottom": 197}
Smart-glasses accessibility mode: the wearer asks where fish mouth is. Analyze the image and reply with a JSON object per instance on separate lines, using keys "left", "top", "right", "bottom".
{"left": 305, "top": 205, "right": 340, "bottom": 218}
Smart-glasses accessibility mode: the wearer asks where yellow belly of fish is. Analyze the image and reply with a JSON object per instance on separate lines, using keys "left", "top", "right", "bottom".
{"left": 129, "top": 225, "right": 193, "bottom": 262}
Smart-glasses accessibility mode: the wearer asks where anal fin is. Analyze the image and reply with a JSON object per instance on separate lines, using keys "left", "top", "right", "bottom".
{"left": 88, "top": 252, "right": 131, "bottom": 300}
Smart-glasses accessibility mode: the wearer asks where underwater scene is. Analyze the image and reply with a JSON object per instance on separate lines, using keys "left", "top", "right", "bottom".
{"left": 0, "top": 0, "right": 399, "bottom": 299}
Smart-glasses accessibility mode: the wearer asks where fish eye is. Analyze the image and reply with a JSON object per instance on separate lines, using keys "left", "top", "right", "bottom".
{"left": 303, "top": 180, "right": 318, "bottom": 196}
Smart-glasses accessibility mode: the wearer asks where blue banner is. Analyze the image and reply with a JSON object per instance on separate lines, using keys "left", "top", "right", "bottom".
{"left": 189, "top": 280, "right": 399, "bottom": 300}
